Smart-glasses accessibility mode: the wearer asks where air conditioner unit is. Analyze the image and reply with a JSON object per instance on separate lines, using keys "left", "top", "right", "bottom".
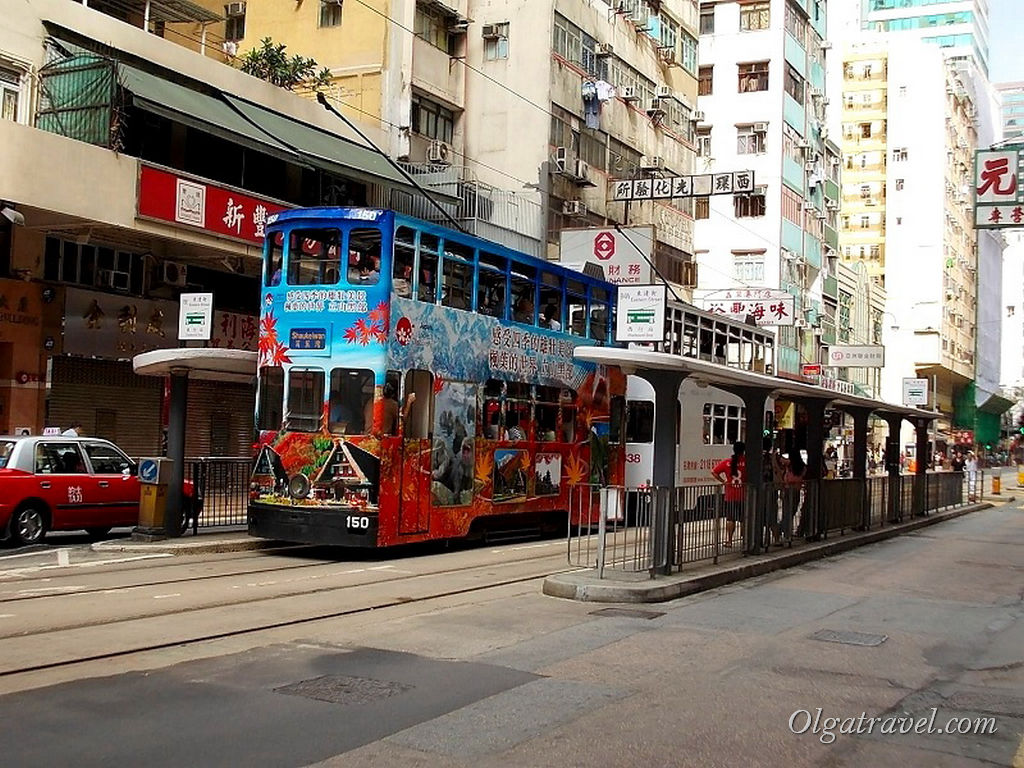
{"left": 656, "top": 85, "right": 673, "bottom": 99}
{"left": 619, "top": 85, "right": 639, "bottom": 102}
{"left": 573, "top": 158, "right": 591, "bottom": 181}
{"left": 753, "top": 184, "right": 768, "bottom": 195}
{"left": 563, "top": 200, "right": 587, "bottom": 216}
{"left": 819, "top": 40, "right": 833, "bottom": 51}
{"left": 226, "top": 1, "right": 246, "bottom": 16}
{"left": 554, "top": 146, "right": 571, "bottom": 172}
{"left": 796, "top": 141, "right": 811, "bottom": 150}
{"left": 221, "top": 41, "right": 238, "bottom": 56}
{"left": 629, "top": 9, "right": 648, "bottom": 27}
{"left": 795, "top": 318, "right": 809, "bottom": 329}
{"left": 804, "top": 161, "right": 816, "bottom": 172}
{"left": 162, "top": 261, "right": 188, "bottom": 287}
{"left": 481, "top": 24, "right": 502, "bottom": 39}
{"left": 810, "top": 88, "right": 824, "bottom": 100}
{"left": 596, "top": 42, "right": 614, "bottom": 56}
{"left": 99, "top": 269, "right": 131, "bottom": 292}
{"left": 646, "top": 97, "right": 666, "bottom": 116}
{"left": 640, "top": 155, "right": 664, "bottom": 171}
{"left": 691, "top": 110, "right": 705, "bottom": 122}
{"left": 826, "top": 201, "right": 839, "bottom": 211}
{"left": 752, "top": 122, "right": 768, "bottom": 133}
{"left": 801, "top": 201, "right": 815, "bottom": 211}
{"left": 816, "top": 211, "right": 827, "bottom": 220}
{"left": 660, "top": 47, "right": 677, "bottom": 64}
{"left": 449, "top": 18, "right": 470, "bottom": 33}
{"left": 426, "top": 140, "right": 452, "bottom": 164}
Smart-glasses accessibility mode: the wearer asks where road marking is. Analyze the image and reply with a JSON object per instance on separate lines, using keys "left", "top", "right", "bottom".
{"left": 0, "top": 553, "right": 172, "bottom": 578}
{"left": 0, "top": 614, "right": 15, "bottom": 619}
{"left": 491, "top": 541, "right": 559, "bottom": 553}
{"left": 56, "top": 549, "right": 70, "bottom": 567}
{"left": 16, "top": 585, "right": 86, "bottom": 595}
{"left": 368, "top": 565, "right": 397, "bottom": 571}
{"left": 153, "top": 593, "right": 182, "bottom": 599}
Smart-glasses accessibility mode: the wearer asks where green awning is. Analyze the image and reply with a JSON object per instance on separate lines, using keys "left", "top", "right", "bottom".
{"left": 118, "top": 65, "right": 302, "bottom": 163}
{"left": 223, "top": 94, "right": 410, "bottom": 189}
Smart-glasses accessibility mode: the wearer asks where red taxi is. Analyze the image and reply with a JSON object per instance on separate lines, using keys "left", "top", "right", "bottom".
{"left": 0, "top": 435, "right": 197, "bottom": 545}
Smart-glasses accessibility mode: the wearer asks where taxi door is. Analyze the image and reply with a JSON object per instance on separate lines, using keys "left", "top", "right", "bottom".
{"left": 34, "top": 442, "right": 94, "bottom": 529}
{"left": 81, "top": 442, "right": 139, "bottom": 527}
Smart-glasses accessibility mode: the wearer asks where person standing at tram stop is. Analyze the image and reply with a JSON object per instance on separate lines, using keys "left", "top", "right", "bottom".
{"left": 711, "top": 441, "right": 746, "bottom": 547}
{"left": 965, "top": 450, "right": 979, "bottom": 502}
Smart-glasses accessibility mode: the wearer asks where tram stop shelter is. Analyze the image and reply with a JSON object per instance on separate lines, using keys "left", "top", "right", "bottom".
{"left": 133, "top": 348, "right": 257, "bottom": 538}
{"left": 576, "top": 346, "right": 942, "bottom": 568}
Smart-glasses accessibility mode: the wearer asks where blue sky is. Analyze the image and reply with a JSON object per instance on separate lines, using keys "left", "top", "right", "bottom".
{"left": 989, "top": 0, "right": 1024, "bottom": 82}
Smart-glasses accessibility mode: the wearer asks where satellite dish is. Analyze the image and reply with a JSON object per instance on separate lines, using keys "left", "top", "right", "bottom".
{"left": 288, "top": 473, "right": 311, "bottom": 500}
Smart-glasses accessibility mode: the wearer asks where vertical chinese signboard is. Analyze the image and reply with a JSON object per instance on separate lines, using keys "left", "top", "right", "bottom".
{"left": 974, "top": 147, "right": 1024, "bottom": 229}
{"left": 137, "top": 164, "right": 289, "bottom": 244}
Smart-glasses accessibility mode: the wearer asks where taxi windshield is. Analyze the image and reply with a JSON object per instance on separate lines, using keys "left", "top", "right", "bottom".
{"left": 0, "top": 440, "right": 14, "bottom": 469}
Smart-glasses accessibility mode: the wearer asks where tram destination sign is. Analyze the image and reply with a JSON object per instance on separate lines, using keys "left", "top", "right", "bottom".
{"left": 611, "top": 171, "right": 755, "bottom": 202}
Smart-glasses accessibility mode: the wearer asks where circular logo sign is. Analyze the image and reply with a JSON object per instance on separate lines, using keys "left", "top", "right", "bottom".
{"left": 395, "top": 317, "right": 414, "bottom": 345}
{"left": 593, "top": 232, "right": 616, "bottom": 261}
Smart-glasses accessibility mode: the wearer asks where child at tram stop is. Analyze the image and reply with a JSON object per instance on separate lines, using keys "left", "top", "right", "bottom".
{"left": 711, "top": 441, "right": 746, "bottom": 547}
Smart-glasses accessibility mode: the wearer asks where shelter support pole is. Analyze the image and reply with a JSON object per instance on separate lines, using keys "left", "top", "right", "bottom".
{"left": 802, "top": 399, "right": 829, "bottom": 538}
{"left": 883, "top": 414, "right": 903, "bottom": 523}
{"left": 913, "top": 417, "right": 931, "bottom": 517}
{"left": 844, "top": 406, "right": 872, "bottom": 529}
{"left": 641, "top": 370, "right": 688, "bottom": 575}
{"left": 732, "top": 387, "right": 768, "bottom": 555}
{"left": 165, "top": 370, "right": 188, "bottom": 537}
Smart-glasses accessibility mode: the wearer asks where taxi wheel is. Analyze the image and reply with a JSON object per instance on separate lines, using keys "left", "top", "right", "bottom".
{"left": 11, "top": 505, "right": 47, "bottom": 546}
{"left": 85, "top": 527, "right": 112, "bottom": 540}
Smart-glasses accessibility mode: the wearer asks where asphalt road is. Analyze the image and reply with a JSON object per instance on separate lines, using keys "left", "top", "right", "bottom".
{"left": 0, "top": 499, "right": 1020, "bottom": 767}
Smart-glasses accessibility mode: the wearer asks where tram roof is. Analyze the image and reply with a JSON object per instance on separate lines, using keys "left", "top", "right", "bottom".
{"left": 575, "top": 346, "right": 938, "bottom": 421}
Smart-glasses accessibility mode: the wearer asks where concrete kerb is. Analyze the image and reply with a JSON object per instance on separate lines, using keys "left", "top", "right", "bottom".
{"left": 542, "top": 498, "right": 1012, "bottom": 603}
{"left": 91, "top": 533, "right": 292, "bottom": 556}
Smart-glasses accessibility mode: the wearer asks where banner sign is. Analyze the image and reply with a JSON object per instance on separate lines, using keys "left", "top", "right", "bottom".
{"left": 697, "top": 288, "right": 795, "bottom": 327}
{"left": 559, "top": 226, "right": 654, "bottom": 285}
{"left": 611, "top": 171, "right": 755, "bottom": 202}
{"left": 827, "top": 345, "right": 885, "bottom": 368}
{"left": 974, "top": 148, "right": 1024, "bottom": 229}
{"left": 137, "top": 164, "right": 290, "bottom": 245}
{"left": 902, "top": 377, "right": 929, "bottom": 407}
{"left": 616, "top": 285, "right": 666, "bottom": 342}
{"left": 801, "top": 364, "right": 821, "bottom": 376}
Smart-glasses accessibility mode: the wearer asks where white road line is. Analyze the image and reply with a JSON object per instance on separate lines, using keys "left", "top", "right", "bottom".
{"left": 16, "top": 585, "right": 86, "bottom": 595}
{"left": 0, "top": 553, "right": 172, "bottom": 578}
{"left": 368, "top": 565, "right": 396, "bottom": 571}
{"left": 0, "top": 614, "right": 15, "bottom": 619}
{"left": 56, "top": 549, "right": 70, "bottom": 567}
{"left": 491, "top": 541, "right": 559, "bottom": 553}
{"left": 153, "top": 593, "right": 181, "bottom": 599}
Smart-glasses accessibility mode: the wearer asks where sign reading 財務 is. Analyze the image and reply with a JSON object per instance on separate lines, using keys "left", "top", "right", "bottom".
{"left": 827, "top": 345, "right": 885, "bottom": 368}
{"left": 559, "top": 226, "right": 653, "bottom": 285}
{"left": 616, "top": 285, "right": 666, "bottom": 342}
{"left": 973, "top": 148, "right": 1024, "bottom": 229}
{"left": 179, "top": 293, "right": 214, "bottom": 340}
{"left": 902, "top": 377, "right": 929, "bottom": 407}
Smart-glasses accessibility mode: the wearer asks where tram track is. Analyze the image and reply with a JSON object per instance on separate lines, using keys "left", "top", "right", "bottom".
{"left": 0, "top": 558, "right": 568, "bottom": 680}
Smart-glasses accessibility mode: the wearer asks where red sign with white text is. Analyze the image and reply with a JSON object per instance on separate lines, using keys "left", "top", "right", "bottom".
{"left": 137, "top": 164, "right": 289, "bottom": 245}
{"left": 801, "top": 364, "right": 822, "bottom": 377}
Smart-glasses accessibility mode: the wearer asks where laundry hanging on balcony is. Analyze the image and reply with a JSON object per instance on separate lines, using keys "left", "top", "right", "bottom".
{"left": 582, "top": 80, "right": 616, "bottom": 130}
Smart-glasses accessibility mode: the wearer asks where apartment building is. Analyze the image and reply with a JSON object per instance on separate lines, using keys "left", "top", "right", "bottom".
{"left": 995, "top": 81, "right": 1024, "bottom": 143}
{"left": 693, "top": 0, "right": 831, "bottom": 378}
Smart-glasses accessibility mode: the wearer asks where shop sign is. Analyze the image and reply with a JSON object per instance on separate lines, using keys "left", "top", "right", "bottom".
{"left": 952, "top": 429, "right": 974, "bottom": 445}
{"left": 209, "top": 311, "right": 258, "bottom": 351}
{"left": 611, "top": 170, "right": 755, "bottom": 201}
{"left": 559, "top": 226, "right": 654, "bottom": 285}
{"left": 827, "top": 345, "right": 885, "bottom": 368}
{"left": 974, "top": 148, "right": 1024, "bottom": 229}
{"left": 137, "top": 164, "right": 289, "bottom": 245}
{"left": 801, "top": 364, "right": 821, "bottom": 376}
{"left": 64, "top": 287, "right": 179, "bottom": 360}
{"left": 697, "top": 288, "right": 795, "bottom": 327}
{"left": 775, "top": 400, "right": 795, "bottom": 429}
{"left": 812, "top": 374, "right": 857, "bottom": 396}
{"left": 0, "top": 280, "right": 42, "bottom": 342}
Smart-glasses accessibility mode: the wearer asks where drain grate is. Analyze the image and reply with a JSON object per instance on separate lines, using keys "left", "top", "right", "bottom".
{"left": 811, "top": 629, "right": 888, "bottom": 647}
{"left": 590, "top": 607, "right": 665, "bottom": 620}
{"left": 274, "top": 675, "right": 413, "bottom": 705}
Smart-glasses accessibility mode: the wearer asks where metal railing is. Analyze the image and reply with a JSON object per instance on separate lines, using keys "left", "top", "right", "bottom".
{"left": 566, "top": 471, "right": 981, "bottom": 578}
{"left": 187, "top": 457, "right": 252, "bottom": 530}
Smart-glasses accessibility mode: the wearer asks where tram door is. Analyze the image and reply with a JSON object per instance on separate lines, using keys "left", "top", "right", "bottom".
{"left": 398, "top": 369, "right": 432, "bottom": 534}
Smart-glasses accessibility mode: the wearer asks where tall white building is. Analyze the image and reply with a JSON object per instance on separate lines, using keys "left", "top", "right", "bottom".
{"left": 694, "top": 0, "right": 833, "bottom": 378}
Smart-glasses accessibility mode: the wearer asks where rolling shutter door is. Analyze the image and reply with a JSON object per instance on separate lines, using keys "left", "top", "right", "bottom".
{"left": 185, "top": 380, "right": 255, "bottom": 457}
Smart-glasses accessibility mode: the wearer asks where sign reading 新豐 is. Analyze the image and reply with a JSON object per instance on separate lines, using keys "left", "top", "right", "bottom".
{"left": 616, "top": 284, "right": 666, "bottom": 342}
{"left": 827, "top": 345, "right": 885, "bottom": 368}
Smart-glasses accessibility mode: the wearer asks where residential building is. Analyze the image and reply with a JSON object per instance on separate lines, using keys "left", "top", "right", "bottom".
{"left": 995, "top": 81, "right": 1024, "bottom": 143}
{"left": 0, "top": 0, "right": 409, "bottom": 446}
{"left": 694, "top": 0, "right": 831, "bottom": 378}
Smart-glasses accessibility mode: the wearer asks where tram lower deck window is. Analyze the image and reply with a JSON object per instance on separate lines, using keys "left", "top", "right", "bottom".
{"left": 286, "top": 369, "right": 325, "bottom": 432}
{"left": 257, "top": 366, "right": 284, "bottom": 430}
{"left": 626, "top": 400, "right": 654, "bottom": 444}
{"left": 329, "top": 368, "right": 375, "bottom": 434}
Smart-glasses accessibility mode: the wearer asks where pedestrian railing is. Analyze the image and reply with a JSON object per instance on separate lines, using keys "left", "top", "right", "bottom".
{"left": 187, "top": 457, "right": 252, "bottom": 530}
{"left": 566, "top": 471, "right": 982, "bottom": 578}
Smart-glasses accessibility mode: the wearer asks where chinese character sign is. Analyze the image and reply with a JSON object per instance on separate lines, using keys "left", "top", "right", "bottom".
{"left": 610, "top": 171, "right": 755, "bottom": 201}
{"left": 697, "top": 288, "right": 795, "bottom": 327}
{"left": 616, "top": 284, "right": 666, "bottom": 342}
{"left": 974, "top": 148, "right": 1024, "bottom": 229}
{"left": 826, "top": 345, "right": 885, "bottom": 368}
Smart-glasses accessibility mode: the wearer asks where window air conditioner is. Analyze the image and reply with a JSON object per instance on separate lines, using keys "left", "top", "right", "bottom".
{"left": 481, "top": 24, "right": 501, "bottom": 39}
{"left": 555, "top": 146, "right": 571, "bottom": 172}
{"left": 646, "top": 97, "right": 667, "bottom": 116}
{"left": 801, "top": 201, "right": 815, "bottom": 211}
{"left": 596, "top": 42, "right": 614, "bottom": 56}
{"left": 563, "top": 200, "right": 587, "bottom": 216}
{"left": 573, "top": 158, "right": 591, "bottom": 181}
{"left": 752, "top": 122, "right": 768, "bottom": 133}
{"left": 426, "top": 140, "right": 452, "bottom": 164}
{"left": 656, "top": 85, "right": 673, "bottom": 99}
{"left": 162, "top": 261, "right": 188, "bottom": 287}
{"left": 640, "top": 155, "right": 665, "bottom": 170}
{"left": 620, "top": 86, "right": 639, "bottom": 101}
{"left": 804, "top": 161, "right": 816, "bottom": 172}
{"left": 819, "top": 40, "right": 832, "bottom": 51}
{"left": 221, "top": 41, "right": 238, "bottom": 56}
{"left": 226, "top": 2, "right": 246, "bottom": 16}
{"left": 794, "top": 318, "right": 809, "bottom": 329}
{"left": 99, "top": 269, "right": 131, "bottom": 292}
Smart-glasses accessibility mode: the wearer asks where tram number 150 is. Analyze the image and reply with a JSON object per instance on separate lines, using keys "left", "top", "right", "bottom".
{"left": 346, "top": 515, "right": 371, "bottom": 530}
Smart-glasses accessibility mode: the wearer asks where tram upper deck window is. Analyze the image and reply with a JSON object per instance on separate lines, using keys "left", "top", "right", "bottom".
{"left": 478, "top": 252, "right": 506, "bottom": 318}
{"left": 539, "top": 273, "right": 563, "bottom": 331}
{"left": 286, "top": 368, "right": 325, "bottom": 432}
{"left": 419, "top": 233, "right": 439, "bottom": 302}
{"left": 265, "top": 232, "right": 284, "bottom": 286}
{"left": 567, "top": 278, "right": 587, "bottom": 337}
{"left": 442, "top": 240, "right": 474, "bottom": 310}
{"left": 510, "top": 263, "right": 537, "bottom": 326}
{"left": 393, "top": 226, "right": 416, "bottom": 298}
{"left": 289, "top": 229, "right": 341, "bottom": 286}
{"left": 257, "top": 366, "right": 284, "bottom": 430}
{"left": 591, "top": 287, "right": 609, "bottom": 342}
{"left": 347, "top": 228, "right": 383, "bottom": 286}
{"left": 626, "top": 400, "right": 654, "bottom": 444}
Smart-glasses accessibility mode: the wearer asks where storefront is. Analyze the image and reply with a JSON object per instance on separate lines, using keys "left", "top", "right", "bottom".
{"left": 0, "top": 279, "right": 45, "bottom": 435}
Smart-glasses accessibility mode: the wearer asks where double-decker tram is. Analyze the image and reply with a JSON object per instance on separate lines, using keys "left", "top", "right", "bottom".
{"left": 248, "top": 207, "right": 625, "bottom": 547}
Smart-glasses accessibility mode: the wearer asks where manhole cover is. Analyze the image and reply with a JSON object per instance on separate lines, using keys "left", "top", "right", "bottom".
{"left": 590, "top": 607, "right": 665, "bottom": 620}
{"left": 274, "top": 675, "right": 413, "bottom": 705}
{"left": 811, "top": 629, "right": 888, "bottom": 647}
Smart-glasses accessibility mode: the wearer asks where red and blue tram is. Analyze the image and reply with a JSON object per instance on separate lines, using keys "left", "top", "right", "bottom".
{"left": 248, "top": 207, "right": 625, "bottom": 546}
